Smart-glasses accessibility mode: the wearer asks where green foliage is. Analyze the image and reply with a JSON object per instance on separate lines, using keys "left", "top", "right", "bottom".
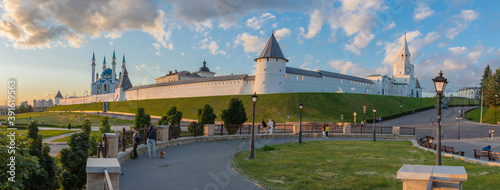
{"left": 261, "top": 145, "right": 276, "bottom": 151}
{"left": 157, "top": 116, "right": 169, "bottom": 125}
{"left": 188, "top": 122, "right": 203, "bottom": 136}
{"left": 88, "top": 135, "right": 99, "bottom": 157}
{"left": 197, "top": 104, "right": 217, "bottom": 125}
{"left": 25, "top": 121, "right": 61, "bottom": 190}
{"left": 82, "top": 118, "right": 91, "bottom": 135}
{"left": 134, "top": 107, "right": 151, "bottom": 129}
{"left": 58, "top": 132, "right": 90, "bottom": 190}
{"left": 221, "top": 98, "right": 247, "bottom": 125}
{"left": 167, "top": 106, "right": 183, "bottom": 126}
{"left": 0, "top": 134, "right": 39, "bottom": 189}
{"left": 98, "top": 116, "right": 111, "bottom": 135}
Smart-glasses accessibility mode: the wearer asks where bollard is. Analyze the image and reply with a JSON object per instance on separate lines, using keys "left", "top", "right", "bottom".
{"left": 122, "top": 128, "right": 126, "bottom": 152}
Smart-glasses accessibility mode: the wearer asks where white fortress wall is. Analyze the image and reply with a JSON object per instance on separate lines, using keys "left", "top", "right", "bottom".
{"left": 285, "top": 74, "right": 374, "bottom": 94}
{"left": 59, "top": 93, "right": 113, "bottom": 105}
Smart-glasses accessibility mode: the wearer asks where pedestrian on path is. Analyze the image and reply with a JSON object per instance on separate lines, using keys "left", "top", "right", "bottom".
{"left": 133, "top": 128, "right": 140, "bottom": 159}
{"left": 147, "top": 125, "right": 157, "bottom": 158}
{"left": 68, "top": 123, "right": 71, "bottom": 130}
{"left": 325, "top": 124, "right": 330, "bottom": 138}
{"left": 269, "top": 119, "right": 274, "bottom": 135}
{"left": 483, "top": 145, "right": 491, "bottom": 151}
{"left": 492, "top": 129, "right": 495, "bottom": 139}
{"left": 489, "top": 129, "right": 492, "bottom": 139}
{"left": 322, "top": 124, "right": 327, "bottom": 138}
{"left": 261, "top": 119, "right": 268, "bottom": 134}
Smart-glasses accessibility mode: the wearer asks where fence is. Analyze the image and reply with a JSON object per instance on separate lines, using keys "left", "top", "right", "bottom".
{"left": 104, "top": 169, "right": 113, "bottom": 190}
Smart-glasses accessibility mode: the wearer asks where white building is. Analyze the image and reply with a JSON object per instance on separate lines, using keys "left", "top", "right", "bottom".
{"left": 457, "top": 87, "right": 480, "bottom": 99}
{"left": 57, "top": 33, "right": 422, "bottom": 105}
{"left": 91, "top": 51, "right": 123, "bottom": 95}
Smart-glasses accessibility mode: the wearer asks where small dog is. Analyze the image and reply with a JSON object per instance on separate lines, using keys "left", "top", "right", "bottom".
{"left": 159, "top": 150, "right": 165, "bottom": 159}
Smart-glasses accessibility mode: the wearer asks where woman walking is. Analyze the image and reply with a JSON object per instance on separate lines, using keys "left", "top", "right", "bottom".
{"left": 261, "top": 119, "right": 268, "bottom": 134}
{"left": 132, "top": 128, "right": 140, "bottom": 159}
{"left": 269, "top": 119, "right": 274, "bottom": 135}
{"left": 147, "top": 125, "right": 157, "bottom": 158}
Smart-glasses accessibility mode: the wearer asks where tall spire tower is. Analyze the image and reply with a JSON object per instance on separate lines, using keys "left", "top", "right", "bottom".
{"left": 91, "top": 52, "right": 96, "bottom": 84}
{"left": 253, "top": 32, "right": 288, "bottom": 94}
{"left": 112, "top": 50, "right": 117, "bottom": 83}
{"left": 102, "top": 56, "right": 107, "bottom": 70}
{"left": 393, "top": 33, "right": 414, "bottom": 76}
{"left": 121, "top": 55, "right": 126, "bottom": 73}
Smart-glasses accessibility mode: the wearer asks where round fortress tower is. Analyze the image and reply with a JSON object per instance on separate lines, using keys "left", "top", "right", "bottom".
{"left": 253, "top": 32, "right": 288, "bottom": 94}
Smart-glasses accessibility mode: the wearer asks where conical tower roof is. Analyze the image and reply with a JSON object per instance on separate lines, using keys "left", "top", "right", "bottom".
{"left": 400, "top": 33, "right": 410, "bottom": 55}
{"left": 254, "top": 33, "right": 288, "bottom": 62}
{"left": 117, "top": 68, "right": 132, "bottom": 90}
{"left": 55, "top": 90, "right": 63, "bottom": 98}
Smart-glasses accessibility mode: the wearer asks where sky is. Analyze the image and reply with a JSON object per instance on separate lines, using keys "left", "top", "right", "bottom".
{"left": 1, "top": 0, "right": 500, "bottom": 105}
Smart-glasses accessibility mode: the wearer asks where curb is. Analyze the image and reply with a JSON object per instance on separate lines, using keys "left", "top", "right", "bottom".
{"left": 230, "top": 153, "right": 272, "bottom": 190}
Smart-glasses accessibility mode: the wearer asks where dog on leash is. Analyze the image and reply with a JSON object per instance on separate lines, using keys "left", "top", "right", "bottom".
{"left": 159, "top": 150, "right": 166, "bottom": 159}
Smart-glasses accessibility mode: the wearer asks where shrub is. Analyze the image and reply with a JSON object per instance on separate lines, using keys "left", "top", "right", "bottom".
{"left": 98, "top": 116, "right": 111, "bottom": 135}
{"left": 224, "top": 125, "right": 240, "bottom": 135}
{"left": 82, "top": 118, "right": 91, "bottom": 135}
{"left": 261, "top": 145, "right": 276, "bottom": 151}
{"left": 188, "top": 122, "right": 204, "bottom": 136}
{"left": 197, "top": 104, "right": 216, "bottom": 125}
{"left": 221, "top": 98, "right": 247, "bottom": 126}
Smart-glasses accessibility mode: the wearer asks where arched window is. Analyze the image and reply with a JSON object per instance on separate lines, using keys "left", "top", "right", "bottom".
{"left": 104, "top": 84, "right": 107, "bottom": 92}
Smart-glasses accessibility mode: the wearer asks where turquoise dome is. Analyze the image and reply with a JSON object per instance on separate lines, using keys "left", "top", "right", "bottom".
{"left": 102, "top": 68, "right": 112, "bottom": 76}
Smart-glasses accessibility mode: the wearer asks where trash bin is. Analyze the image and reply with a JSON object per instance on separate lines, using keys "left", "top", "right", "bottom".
{"left": 458, "top": 151, "right": 464, "bottom": 156}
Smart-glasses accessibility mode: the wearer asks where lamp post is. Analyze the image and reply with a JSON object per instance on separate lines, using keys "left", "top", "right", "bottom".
{"left": 249, "top": 93, "right": 258, "bottom": 159}
{"left": 456, "top": 110, "right": 462, "bottom": 140}
{"left": 372, "top": 108, "right": 376, "bottom": 142}
{"left": 298, "top": 103, "right": 303, "bottom": 144}
{"left": 363, "top": 87, "right": 368, "bottom": 125}
{"left": 400, "top": 87, "right": 403, "bottom": 114}
{"left": 353, "top": 112, "right": 357, "bottom": 123}
{"left": 480, "top": 87, "right": 483, "bottom": 123}
{"left": 496, "top": 94, "right": 498, "bottom": 124}
{"left": 433, "top": 70, "right": 448, "bottom": 166}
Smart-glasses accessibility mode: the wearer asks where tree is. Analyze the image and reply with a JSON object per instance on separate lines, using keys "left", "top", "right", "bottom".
{"left": 481, "top": 65, "right": 492, "bottom": 90}
{"left": 485, "top": 68, "right": 500, "bottom": 107}
{"left": 221, "top": 98, "right": 247, "bottom": 134}
{"left": 82, "top": 118, "right": 91, "bottom": 135}
{"left": 197, "top": 104, "right": 217, "bottom": 125}
{"left": 157, "top": 116, "right": 169, "bottom": 125}
{"left": 0, "top": 135, "right": 39, "bottom": 189}
{"left": 166, "top": 106, "right": 183, "bottom": 138}
{"left": 26, "top": 105, "right": 33, "bottom": 112}
{"left": 98, "top": 116, "right": 111, "bottom": 135}
{"left": 134, "top": 107, "right": 150, "bottom": 129}
{"left": 25, "top": 121, "right": 61, "bottom": 190}
{"left": 58, "top": 132, "right": 90, "bottom": 190}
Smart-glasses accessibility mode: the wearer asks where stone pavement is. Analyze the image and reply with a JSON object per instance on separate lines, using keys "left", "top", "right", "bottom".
{"left": 119, "top": 137, "right": 369, "bottom": 190}
{"left": 441, "top": 138, "right": 500, "bottom": 160}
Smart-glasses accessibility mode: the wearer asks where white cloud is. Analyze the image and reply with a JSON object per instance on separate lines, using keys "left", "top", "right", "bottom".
{"left": 328, "top": 59, "right": 372, "bottom": 77}
{"left": 448, "top": 47, "right": 467, "bottom": 55}
{"left": 0, "top": 0, "right": 172, "bottom": 49}
{"left": 234, "top": 33, "right": 266, "bottom": 54}
{"left": 381, "top": 31, "right": 440, "bottom": 66}
{"left": 303, "top": 9, "right": 324, "bottom": 39}
{"left": 274, "top": 28, "right": 291, "bottom": 41}
{"left": 414, "top": 4, "right": 434, "bottom": 21}
{"left": 246, "top": 12, "right": 275, "bottom": 30}
{"left": 345, "top": 32, "right": 374, "bottom": 54}
{"left": 446, "top": 10, "right": 479, "bottom": 39}
{"left": 136, "top": 66, "right": 141, "bottom": 71}
{"left": 383, "top": 21, "right": 396, "bottom": 31}
{"left": 200, "top": 38, "right": 227, "bottom": 55}
{"left": 181, "top": 52, "right": 185, "bottom": 56}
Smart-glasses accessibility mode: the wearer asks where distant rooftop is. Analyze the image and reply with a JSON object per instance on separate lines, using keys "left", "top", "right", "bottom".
{"left": 254, "top": 33, "right": 288, "bottom": 62}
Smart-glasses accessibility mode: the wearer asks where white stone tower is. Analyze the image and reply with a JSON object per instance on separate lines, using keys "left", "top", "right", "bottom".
{"left": 121, "top": 55, "right": 126, "bottom": 74}
{"left": 55, "top": 90, "right": 63, "bottom": 105}
{"left": 102, "top": 56, "right": 107, "bottom": 70}
{"left": 112, "top": 50, "right": 116, "bottom": 83}
{"left": 253, "top": 32, "right": 288, "bottom": 94}
{"left": 393, "top": 33, "right": 414, "bottom": 76}
{"left": 91, "top": 52, "right": 96, "bottom": 84}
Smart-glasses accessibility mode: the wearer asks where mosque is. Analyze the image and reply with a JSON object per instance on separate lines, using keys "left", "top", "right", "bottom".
{"left": 56, "top": 33, "right": 422, "bottom": 105}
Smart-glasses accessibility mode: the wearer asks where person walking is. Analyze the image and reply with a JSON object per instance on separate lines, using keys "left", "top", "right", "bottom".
{"left": 132, "top": 128, "right": 140, "bottom": 159}
{"left": 68, "top": 123, "right": 71, "bottom": 130}
{"left": 325, "top": 124, "right": 330, "bottom": 138}
{"left": 146, "top": 125, "right": 157, "bottom": 158}
{"left": 489, "top": 129, "right": 492, "bottom": 139}
{"left": 269, "top": 119, "right": 275, "bottom": 135}
{"left": 261, "top": 119, "right": 268, "bottom": 134}
{"left": 492, "top": 129, "right": 495, "bottom": 139}
{"left": 322, "top": 124, "right": 327, "bottom": 138}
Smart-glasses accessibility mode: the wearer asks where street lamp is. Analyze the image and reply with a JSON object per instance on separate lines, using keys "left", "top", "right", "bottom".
{"left": 400, "top": 87, "right": 403, "bottom": 114}
{"left": 496, "top": 94, "right": 498, "bottom": 124}
{"left": 433, "top": 70, "right": 448, "bottom": 166}
{"left": 249, "top": 93, "right": 258, "bottom": 159}
{"left": 456, "top": 110, "right": 462, "bottom": 140}
{"left": 353, "top": 112, "right": 357, "bottom": 123}
{"left": 372, "top": 108, "right": 377, "bottom": 142}
{"left": 298, "top": 103, "right": 303, "bottom": 144}
{"left": 363, "top": 87, "right": 369, "bottom": 125}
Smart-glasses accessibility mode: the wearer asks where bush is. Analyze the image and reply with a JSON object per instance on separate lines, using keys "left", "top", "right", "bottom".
{"left": 134, "top": 107, "right": 151, "bottom": 129}
{"left": 221, "top": 98, "right": 247, "bottom": 126}
{"left": 188, "top": 122, "right": 204, "bottom": 136}
{"left": 98, "top": 116, "right": 111, "bottom": 135}
{"left": 82, "top": 118, "right": 91, "bottom": 135}
{"left": 261, "top": 145, "right": 276, "bottom": 151}
{"left": 197, "top": 104, "right": 216, "bottom": 125}
{"left": 224, "top": 124, "right": 240, "bottom": 135}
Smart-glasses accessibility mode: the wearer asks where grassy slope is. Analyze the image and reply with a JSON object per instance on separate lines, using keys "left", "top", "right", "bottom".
{"left": 48, "top": 93, "right": 437, "bottom": 123}
{"left": 0, "top": 112, "right": 134, "bottom": 127}
{"left": 0, "top": 130, "right": 74, "bottom": 139}
{"left": 447, "top": 97, "right": 480, "bottom": 106}
{"left": 466, "top": 106, "right": 499, "bottom": 124}
{"left": 234, "top": 141, "right": 500, "bottom": 190}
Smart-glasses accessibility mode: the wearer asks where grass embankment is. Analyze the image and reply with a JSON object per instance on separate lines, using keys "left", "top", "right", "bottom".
{"left": 48, "top": 93, "right": 436, "bottom": 123}
{"left": 52, "top": 131, "right": 101, "bottom": 142}
{"left": 234, "top": 141, "right": 499, "bottom": 190}
{"left": 466, "top": 106, "right": 499, "bottom": 124}
{"left": 447, "top": 97, "right": 480, "bottom": 106}
{"left": 0, "top": 112, "right": 134, "bottom": 127}
{"left": 0, "top": 130, "right": 74, "bottom": 140}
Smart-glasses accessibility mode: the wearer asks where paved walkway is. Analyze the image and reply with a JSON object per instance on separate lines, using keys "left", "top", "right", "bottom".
{"left": 442, "top": 138, "right": 500, "bottom": 160}
{"left": 119, "top": 137, "right": 368, "bottom": 190}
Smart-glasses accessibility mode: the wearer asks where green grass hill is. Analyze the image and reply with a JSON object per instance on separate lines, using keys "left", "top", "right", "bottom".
{"left": 0, "top": 112, "right": 134, "bottom": 127}
{"left": 48, "top": 93, "right": 439, "bottom": 123}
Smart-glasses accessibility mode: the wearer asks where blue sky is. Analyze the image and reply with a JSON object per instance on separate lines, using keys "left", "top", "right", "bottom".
{"left": 1, "top": 0, "right": 499, "bottom": 104}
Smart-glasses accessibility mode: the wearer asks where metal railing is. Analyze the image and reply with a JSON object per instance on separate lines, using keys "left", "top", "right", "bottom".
{"left": 426, "top": 176, "right": 434, "bottom": 190}
{"left": 104, "top": 169, "right": 113, "bottom": 190}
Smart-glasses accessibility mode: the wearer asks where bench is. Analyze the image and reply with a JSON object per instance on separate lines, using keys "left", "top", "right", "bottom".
{"left": 489, "top": 151, "right": 500, "bottom": 161}
{"left": 474, "top": 149, "right": 490, "bottom": 160}
{"left": 443, "top": 146, "right": 457, "bottom": 154}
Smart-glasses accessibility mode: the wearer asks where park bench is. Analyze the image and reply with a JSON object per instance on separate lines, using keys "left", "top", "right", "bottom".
{"left": 474, "top": 149, "right": 490, "bottom": 160}
{"left": 443, "top": 146, "right": 457, "bottom": 154}
{"left": 489, "top": 151, "right": 500, "bottom": 161}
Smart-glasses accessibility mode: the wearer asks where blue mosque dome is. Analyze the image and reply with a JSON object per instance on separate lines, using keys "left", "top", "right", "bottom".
{"left": 102, "top": 68, "right": 112, "bottom": 76}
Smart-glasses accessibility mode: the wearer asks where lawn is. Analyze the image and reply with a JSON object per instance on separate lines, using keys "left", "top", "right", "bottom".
{"left": 0, "top": 129, "right": 74, "bottom": 140}
{"left": 466, "top": 106, "right": 498, "bottom": 124}
{"left": 0, "top": 112, "right": 134, "bottom": 127}
{"left": 447, "top": 97, "right": 480, "bottom": 106}
{"left": 47, "top": 93, "right": 437, "bottom": 123}
{"left": 234, "top": 141, "right": 500, "bottom": 190}
{"left": 53, "top": 131, "right": 105, "bottom": 142}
